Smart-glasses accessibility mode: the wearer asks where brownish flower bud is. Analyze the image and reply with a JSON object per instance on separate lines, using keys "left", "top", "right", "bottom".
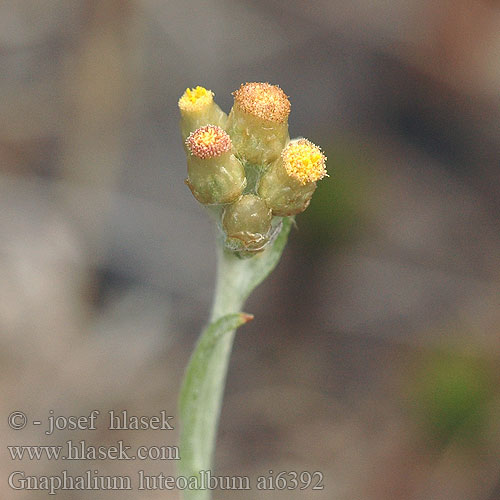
{"left": 222, "top": 194, "right": 272, "bottom": 253}
{"left": 227, "top": 82, "right": 290, "bottom": 166}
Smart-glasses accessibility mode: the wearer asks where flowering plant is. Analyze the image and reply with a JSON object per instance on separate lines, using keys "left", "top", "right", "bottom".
{"left": 178, "top": 83, "right": 327, "bottom": 499}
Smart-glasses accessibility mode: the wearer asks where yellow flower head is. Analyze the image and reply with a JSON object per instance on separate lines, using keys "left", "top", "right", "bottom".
{"left": 233, "top": 82, "right": 290, "bottom": 123}
{"left": 178, "top": 86, "right": 214, "bottom": 113}
{"left": 186, "top": 125, "right": 232, "bottom": 159}
{"left": 281, "top": 139, "right": 327, "bottom": 184}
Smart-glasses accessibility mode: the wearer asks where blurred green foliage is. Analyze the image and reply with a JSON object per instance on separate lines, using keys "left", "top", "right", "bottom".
{"left": 413, "top": 350, "right": 494, "bottom": 447}
{"left": 297, "top": 136, "right": 376, "bottom": 253}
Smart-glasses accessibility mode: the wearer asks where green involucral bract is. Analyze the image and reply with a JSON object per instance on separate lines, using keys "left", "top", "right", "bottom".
{"left": 258, "top": 156, "right": 317, "bottom": 216}
{"left": 186, "top": 152, "right": 246, "bottom": 205}
{"left": 226, "top": 104, "right": 289, "bottom": 166}
{"left": 222, "top": 194, "right": 273, "bottom": 253}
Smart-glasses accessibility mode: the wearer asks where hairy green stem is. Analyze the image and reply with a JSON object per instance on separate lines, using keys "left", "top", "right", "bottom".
{"left": 178, "top": 218, "right": 293, "bottom": 500}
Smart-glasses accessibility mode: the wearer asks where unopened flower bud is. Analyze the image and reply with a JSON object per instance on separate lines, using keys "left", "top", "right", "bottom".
{"left": 222, "top": 194, "right": 272, "bottom": 253}
{"left": 178, "top": 86, "right": 227, "bottom": 141}
{"left": 227, "top": 82, "right": 290, "bottom": 166}
{"left": 186, "top": 125, "right": 246, "bottom": 205}
{"left": 258, "top": 138, "right": 327, "bottom": 216}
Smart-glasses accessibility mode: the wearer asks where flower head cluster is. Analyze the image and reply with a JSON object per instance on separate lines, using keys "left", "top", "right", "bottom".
{"left": 179, "top": 83, "right": 328, "bottom": 254}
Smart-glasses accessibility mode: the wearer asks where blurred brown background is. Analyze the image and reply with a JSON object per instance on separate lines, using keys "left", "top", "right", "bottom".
{"left": 1, "top": 0, "right": 499, "bottom": 498}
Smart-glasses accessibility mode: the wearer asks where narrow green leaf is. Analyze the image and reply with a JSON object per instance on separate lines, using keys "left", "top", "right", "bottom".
{"left": 178, "top": 313, "right": 252, "bottom": 499}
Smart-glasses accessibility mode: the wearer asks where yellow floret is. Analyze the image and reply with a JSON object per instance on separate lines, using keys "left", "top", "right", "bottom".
{"left": 282, "top": 139, "right": 327, "bottom": 184}
{"left": 186, "top": 125, "right": 232, "bottom": 159}
{"left": 178, "top": 86, "right": 213, "bottom": 112}
{"left": 233, "top": 82, "right": 290, "bottom": 123}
